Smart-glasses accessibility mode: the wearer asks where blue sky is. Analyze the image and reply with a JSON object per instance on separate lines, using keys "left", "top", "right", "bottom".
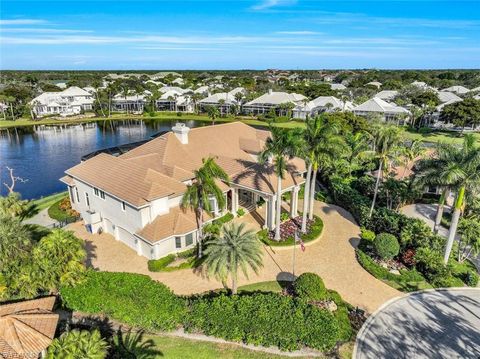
{"left": 1, "top": 1, "right": 479, "bottom": 70}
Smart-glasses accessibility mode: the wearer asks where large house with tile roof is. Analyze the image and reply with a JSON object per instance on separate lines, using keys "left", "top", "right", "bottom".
{"left": 242, "top": 90, "right": 307, "bottom": 115}
{"left": 62, "top": 122, "right": 305, "bottom": 259}
{"left": 30, "top": 86, "right": 94, "bottom": 117}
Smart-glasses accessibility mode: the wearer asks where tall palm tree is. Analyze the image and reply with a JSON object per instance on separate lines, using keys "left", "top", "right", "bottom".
{"left": 415, "top": 142, "right": 459, "bottom": 234}
{"left": 305, "top": 118, "right": 347, "bottom": 221}
{"left": 442, "top": 135, "right": 480, "bottom": 263}
{"left": 399, "top": 140, "right": 425, "bottom": 179}
{"left": 259, "top": 126, "right": 300, "bottom": 240}
{"left": 203, "top": 222, "right": 263, "bottom": 294}
{"left": 181, "top": 157, "right": 229, "bottom": 258}
{"left": 47, "top": 329, "right": 109, "bottom": 359}
{"left": 368, "top": 124, "right": 403, "bottom": 217}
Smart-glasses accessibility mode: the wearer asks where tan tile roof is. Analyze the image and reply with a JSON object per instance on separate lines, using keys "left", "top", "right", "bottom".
{"left": 0, "top": 297, "right": 58, "bottom": 359}
{"left": 137, "top": 206, "right": 212, "bottom": 243}
{"left": 66, "top": 153, "right": 186, "bottom": 207}
{"left": 60, "top": 175, "right": 74, "bottom": 186}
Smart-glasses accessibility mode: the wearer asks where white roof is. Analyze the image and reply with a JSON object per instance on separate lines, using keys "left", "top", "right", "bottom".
{"left": 470, "top": 86, "right": 480, "bottom": 93}
{"left": 113, "top": 93, "right": 145, "bottom": 101}
{"left": 199, "top": 93, "right": 236, "bottom": 105}
{"left": 194, "top": 86, "right": 209, "bottom": 94}
{"left": 159, "top": 86, "right": 190, "bottom": 94}
{"left": 151, "top": 72, "right": 182, "bottom": 79}
{"left": 438, "top": 91, "right": 462, "bottom": 104}
{"left": 353, "top": 97, "right": 410, "bottom": 114}
{"left": 374, "top": 90, "right": 398, "bottom": 101}
{"left": 366, "top": 81, "right": 382, "bottom": 88}
{"left": 245, "top": 91, "right": 306, "bottom": 106}
{"left": 61, "top": 86, "right": 91, "bottom": 97}
{"left": 330, "top": 83, "right": 347, "bottom": 90}
{"left": 436, "top": 98, "right": 462, "bottom": 112}
{"left": 159, "top": 90, "right": 185, "bottom": 100}
{"left": 296, "top": 96, "right": 353, "bottom": 112}
{"left": 441, "top": 85, "right": 470, "bottom": 95}
{"left": 228, "top": 87, "right": 245, "bottom": 96}
{"left": 82, "top": 87, "right": 96, "bottom": 93}
{"left": 172, "top": 78, "right": 185, "bottom": 85}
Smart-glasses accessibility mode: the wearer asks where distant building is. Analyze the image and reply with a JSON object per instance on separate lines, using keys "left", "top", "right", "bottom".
{"left": 441, "top": 85, "right": 470, "bottom": 95}
{"left": 374, "top": 90, "right": 398, "bottom": 101}
{"left": 156, "top": 90, "right": 194, "bottom": 112}
{"left": 30, "top": 86, "right": 94, "bottom": 117}
{"left": 366, "top": 81, "right": 382, "bottom": 89}
{"left": 353, "top": 97, "right": 410, "bottom": 123}
{"left": 198, "top": 87, "right": 245, "bottom": 114}
{"left": 242, "top": 90, "right": 306, "bottom": 116}
{"left": 112, "top": 93, "right": 146, "bottom": 113}
{"left": 293, "top": 96, "right": 353, "bottom": 120}
{"left": 330, "top": 83, "right": 347, "bottom": 91}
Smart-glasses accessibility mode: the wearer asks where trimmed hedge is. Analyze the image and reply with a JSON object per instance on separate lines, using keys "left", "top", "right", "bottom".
{"left": 60, "top": 271, "right": 186, "bottom": 330}
{"left": 293, "top": 273, "right": 328, "bottom": 301}
{"left": 374, "top": 233, "right": 400, "bottom": 259}
{"left": 184, "top": 293, "right": 339, "bottom": 351}
{"left": 148, "top": 248, "right": 197, "bottom": 272}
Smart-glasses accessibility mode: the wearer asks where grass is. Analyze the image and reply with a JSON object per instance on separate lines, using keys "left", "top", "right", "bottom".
{"left": 47, "top": 198, "right": 76, "bottom": 221}
{"left": 31, "top": 191, "right": 68, "bottom": 211}
{"left": 144, "top": 335, "right": 296, "bottom": 358}
{"left": 147, "top": 248, "right": 199, "bottom": 272}
{"left": 404, "top": 128, "right": 478, "bottom": 145}
{"left": 0, "top": 112, "right": 306, "bottom": 130}
{"left": 238, "top": 280, "right": 290, "bottom": 293}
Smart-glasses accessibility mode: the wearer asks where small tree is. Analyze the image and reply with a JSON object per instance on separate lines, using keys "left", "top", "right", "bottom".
{"left": 203, "top": 222, "right": 263, "bottom": 294}
{"left": 47, "top": 330, "right": 109, "bottom": 359}
{"left": 457, "top": 217, "right": 480, "bottom": 263}
{"left": 207, "top": 105, "right": 220, "bottom": 125}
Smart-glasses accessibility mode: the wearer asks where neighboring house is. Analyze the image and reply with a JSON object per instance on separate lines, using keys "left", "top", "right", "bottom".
{"left": 374, "top": 90, "right": 399, "bottom": 101}
{"left": 198, "top": 87, "right": 245, "bottom": 114}
{"left": 150, "top": 72, "right": 182, "bottom": 80}
{"left": 437, "top": 91, "right": 462, "bottom": 104}
{"left": 330, "top": 83, "right": 347, "bottom": 91}
{"left": 112, "top": 93, "right": 146, "bottom": 112}
{"left": 0, "top": 296, "right": 59, "bottom": 358}
{"left": 156, "top": 90, "right": 193, "bottom": 112}
{"left": 193, "top": 85, "right": 210, "bottom": 96}
{"left": 292, "top": 96, "right": 353, "bottom": 120}
{"left": 62, "top": 122, "right": 305, "bottom": 259}
{"left": 441, "top": 85, "right": 470, "bottom": 95}
{"left": 353, "top": 97, "right": 411, "bottom": 123}
{"left": 159, "top": 86, "right": 190, "bottom": 95}
{"left": 410, "top": 81, "right": 436, "bottom": 91}
{"left": 243, "top": 90, "right": 306, "bottom": 115}
{"left": 172, "top": 77, "right": 185, "bottom": 86}
{"left": 30, "top": 86, "right": 94, "bottom": 117}
{"left": 366, "top": 81, "right": 382, "bottom": 88}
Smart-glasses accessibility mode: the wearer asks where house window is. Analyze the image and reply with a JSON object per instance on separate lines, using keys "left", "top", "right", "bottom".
{"left": 75, "top": 188, "right": 80, "bottom": 202}
{"left": 100, "top": 190, "right": 105, "bottom": 200}
{"left": 85, "top": 192, "right": 90, "bottom": 207}
{"left": 185, "top": 233, "right": 193, "bottom": 246}
{"left": 175, "top": 236, "right": 182, "bottom": 249}
{"left": 121, "top": 201, "right": 126, "bottom": 211}
{"left": 69, "top": 187, "right": 75, "bottom": 203}
{"left": 94, "top": 188, "right": 99, "bottom": 196}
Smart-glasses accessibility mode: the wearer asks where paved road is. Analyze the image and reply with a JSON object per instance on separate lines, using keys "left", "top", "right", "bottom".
{"left": 355, "top": 289, "right": 480, "bottom": 359}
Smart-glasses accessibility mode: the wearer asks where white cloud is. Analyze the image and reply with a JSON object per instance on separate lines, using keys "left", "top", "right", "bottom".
{"left": 0, "top": 19, "right": 48, "bottom": 25}
{"left": 251, "top": 0, "right": 296, "bottom": 11}
{"left": 275, "top": 31, "right": 320, "bottom": 35}
{"left": 1, "top": 28, "right": 92, "bottom": 34}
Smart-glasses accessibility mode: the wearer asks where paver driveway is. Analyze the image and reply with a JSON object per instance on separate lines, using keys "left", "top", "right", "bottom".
{"left": 354, "top": 288, "right": 480, "bottom": 359}
{"left": 68, "top": 201, "right": 400, "bottom": 313}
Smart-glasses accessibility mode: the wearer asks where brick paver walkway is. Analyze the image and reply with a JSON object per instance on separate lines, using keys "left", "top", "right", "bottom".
{"left": 68, "top": 201, "right": 400, "bottom": 313}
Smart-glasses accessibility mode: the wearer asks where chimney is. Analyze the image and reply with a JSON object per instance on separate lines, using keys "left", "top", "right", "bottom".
{"left": 172, "top": 123, "right": 190, "bottom": 144}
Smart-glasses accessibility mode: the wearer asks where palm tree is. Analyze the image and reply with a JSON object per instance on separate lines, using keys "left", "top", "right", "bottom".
{"left": 344, "top": 132, "right": 374, "bottom": 177}
{"left": 92, "top": 80, "right": 106, "bottom": 118}
{"left": 47, "top": 329, "right": 109, "bottom": 359}
{"left": 399, "top": 140, "right": 425, "bottom": 179}
{"left": 112, "top": 328, "right": 162, "bottom": 358}
{"left": 442, "top": 135, "right": 480, "bottom": 263}
{"left": 218, "top": 99, "right": 226, "bottom": 116}
{"left": 415, "top": 142, "right": 459, "bottom": 234}
{"left": 0, "top": 192, "right": 33, "bottom": 219}
{"left": 203, "top": 222, "right": 263, "bottom": 294}
{"left": 304, "top": 118, "right": 347, "bottom": 222}
{"left": 181, "top": 157, "right": 229, "bottom": 258}
{"left": 259, "top": 126, "right": 300, "bottom": 240}
{"left": 368, "top": 124, "right": 403, "bottom": 217}
{"left": 207, "top": 105, "right": 220, "bottom": 125}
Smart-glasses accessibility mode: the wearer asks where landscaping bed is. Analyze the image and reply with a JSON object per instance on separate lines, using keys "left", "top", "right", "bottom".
{"left": 148, "top": 248, "right": 199, "bottom": 272}
{"left": 257, "top": 215, "right": 323, "bottom": 246}
{"left": 48, "top": 197, "right": 79, "bottom": 221}
{"left": 60, "top": 271, "right": 353, "bottom": 354}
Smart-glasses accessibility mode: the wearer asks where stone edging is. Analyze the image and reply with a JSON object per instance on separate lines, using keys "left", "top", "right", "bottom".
{"left": 352, "top": 287, "right": 480, "bottom": 359}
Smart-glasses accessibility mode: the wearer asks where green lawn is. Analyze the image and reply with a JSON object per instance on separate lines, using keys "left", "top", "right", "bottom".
{"left": 404, "top": 129, "right": 477, "bottom": 145}
{"left": 47, "top": 198, "right": 77, "bottom": 221}
{"left": 237, "top": 280, "right": 290, "bottom": 293}
{"left": 0, "top": 113, "right": 305, "bottom": 130}
{"left": 142, "top": 335, "right": 298, "bottom": 358}
{"left": 31, "top": 191, "right": 68, "bottom": 211}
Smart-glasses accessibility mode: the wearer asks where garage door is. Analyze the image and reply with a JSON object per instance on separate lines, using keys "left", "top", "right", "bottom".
{"left": 117, "top": 226, "right": 137, "bottom": 251}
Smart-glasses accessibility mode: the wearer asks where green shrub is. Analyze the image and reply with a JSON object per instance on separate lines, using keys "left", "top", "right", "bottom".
{"left": 360, "top": 228, "right": 375, "bottom": 243}
{"left": 60, "top": 271, "right": 186, "bottom": 330}
{"left": 375, "top": 233, "right": 400, "bottom": 259}
{"left": 293, "top": 273, "right": 327, "bottom": 301}
{"left": 147, "top": 249, "right": 196, "bottom": 272}
{"left": 280, "top": 211, "right": 290, "bottom": 222}
{"left": 236, "top": 208, "right": 245, "bottom": 217}
{"left": 399, "top": 219, "right": 431, "bottom": 248}
{"left": 184, "top": 293, "right": 339, "bottom": 351}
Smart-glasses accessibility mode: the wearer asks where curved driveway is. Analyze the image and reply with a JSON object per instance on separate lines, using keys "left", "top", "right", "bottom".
{"left": 355, "top": 289, "right": 480, "bottom": 359}
{"left": 69, "top": 201, "right": 400, "bottom": 313}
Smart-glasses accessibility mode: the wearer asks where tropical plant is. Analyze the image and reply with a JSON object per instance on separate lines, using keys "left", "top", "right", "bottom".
{"left": 0, "top": 192, "right": 34, "bottom": 219}
{"left": 398, "top": 140, "right": 425, "bottom": 179}
{"left": 47, "top": 329, "right": 109, "bottom": 359}
{"left": 111, "top": 328, "right": 162, "bottom": 359}
{"left": 181, "top": 157, "right": 229, "bottom": 258}
{"left": 0, "top": 215, "right": 32, "bottom": 270}
{"left": 260, "top": 126, "right": 301, "bottom": 240}
{"left": 207, "top": 105, "right": 220, "bottom": 125}
{"left": 203, "top": 222, "right": 263, "bottom": 294}
{"left": 442, "top": 135, "right": 480, "bottom": 263}
{"left": 368, "top": 124, "right": 403, "bottom": 217}
{"left": 374, "top": 233, "right": 400, "bottom": 259}
{"left": 457, "top": 217, "right": 480, "bottom": 263}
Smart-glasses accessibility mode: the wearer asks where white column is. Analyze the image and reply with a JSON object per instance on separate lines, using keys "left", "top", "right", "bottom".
{"left": 267, "top": 195, "right": 276, "bottom": 230}
{"left": 290, "top": 187, "right": 299, "bottom": 217}
{"left": 232, "top": 188, "right": 239, "bottom": 215}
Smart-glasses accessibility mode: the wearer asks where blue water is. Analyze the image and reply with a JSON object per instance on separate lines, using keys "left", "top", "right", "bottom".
{"left": 0, "top": 119, "right": 205, "bottom": 199}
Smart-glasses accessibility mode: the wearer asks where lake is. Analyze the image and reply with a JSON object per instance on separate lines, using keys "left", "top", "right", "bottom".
{"left": 0, "top": 119, "right": 206, "bottom": 199}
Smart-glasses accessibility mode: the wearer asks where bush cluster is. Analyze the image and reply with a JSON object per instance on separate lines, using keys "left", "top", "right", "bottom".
{"left": 360, "top": 228, "right": 375, "bottom": 243}
{"left": 147, "top": 248, "right": 196, "bottom": 272}
{"left": 293, "top": 273, "right": 327, "bottom": 301}
{"left": 60, "top": 271, "right": 186, "bottom": 331}
{"left": 184, "top": 293, "right": 339, "bottom": 351}
{"left": 374, "top": 233, "right": 400, "bottom": 259}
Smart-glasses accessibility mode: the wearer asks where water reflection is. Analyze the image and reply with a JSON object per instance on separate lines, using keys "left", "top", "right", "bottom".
{"left": 0, "top": 119, "right": 205, "bottom": 199}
